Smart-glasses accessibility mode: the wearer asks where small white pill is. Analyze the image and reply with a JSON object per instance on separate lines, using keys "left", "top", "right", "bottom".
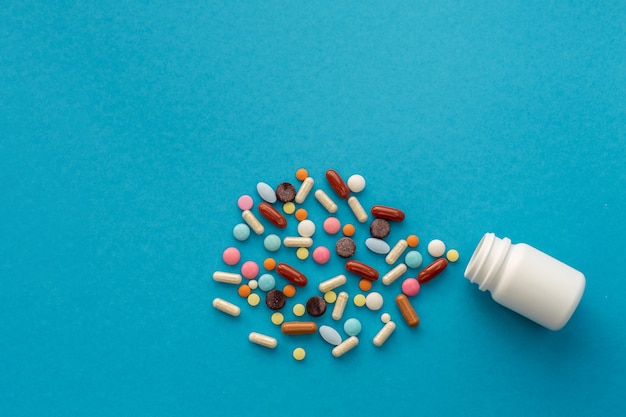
{"left": 380, "top": 312, "right": 391, "bottom": 323}
{"left": 365, "top": 292, "right": 384, "bottom": 311}
{"left": 365, "top": 238, "right": 390, "bottom": 255}
{"left": 297, "top": 219, "right": 316, "bottom": 237}
{"left": 256, "top": 182, "right": 277, "bottom": 203}
{"left": 428, "top": 239, "right": 446, "bottom": 257}
{"left": 319, "top": 325, "right": 343, "bottom": 346}
{"left": 347, "top": 174, "right": 366, "bottom": 193}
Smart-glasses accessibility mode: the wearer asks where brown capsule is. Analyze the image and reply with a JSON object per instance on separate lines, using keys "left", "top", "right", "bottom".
{"left": 396, "top": 294, "right": 420, "bottom": 327}
{"left": 371, "top": 205, "right": 406, "bottom": 222}
{"left": 417, "top": 258, "right": 448, "bottom": 284}
{"left": 326, "top": 169, "right": 350, "bottom": 199}
{"left": 258, "top": 202, "right": 287, "bottom": 228}
{"left": 281, "top": 321, "right": 318, "bottom": 335}
{"left": 345, "top": 260, "right": 379, "bottom": 281}
{"left": 276, "top": 262, "right": 308, "bottom": 286}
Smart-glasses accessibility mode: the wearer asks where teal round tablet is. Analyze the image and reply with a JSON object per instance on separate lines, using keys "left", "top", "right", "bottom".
{"left": 343, "top": 318, "right": 362, "bottom": 336}
{"left": 258, "top": 274, "right": 276, "bottom": 292}
{"left": 405, "top": 250, "right": 423, "bottom": 269}
{"left": 264, "top": 234, "right": 281, "bottom": 252}
{"left": 233, "top": 223, "right": 251, "bottom": 241}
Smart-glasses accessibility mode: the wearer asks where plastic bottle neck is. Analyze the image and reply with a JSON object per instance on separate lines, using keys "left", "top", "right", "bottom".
{"left": 464, "top": 233, "right": 512, "bottom": 291}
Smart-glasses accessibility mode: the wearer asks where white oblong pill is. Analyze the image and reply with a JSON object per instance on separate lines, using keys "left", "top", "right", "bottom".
{"left": 319, "top": 325, "right": 343, "bottom": 346}
{"left": 257, "top": 182, "right": 277, "bottom": 203}
{"left": 365, "top": 238, "right": 390, "bottom": 255}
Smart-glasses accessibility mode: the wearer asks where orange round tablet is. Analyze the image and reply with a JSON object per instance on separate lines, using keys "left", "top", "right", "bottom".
{"left": 263, "top": 258, "right": 276, "bottom": 270}
{"left": 296, "top": 168, "right": 308, "bottom": 181}
{"left": 343, "top": 224, "right": 355, "bottom": 237}
{"left": 295, "top": 208, "right": 308, "bottom": 221}
{"left": 359, "top": 279, "right": 372, "bottom": 292}
{"left": 407, "top": 234, "right": 419, "bottom": 247}
{"left": 238, "top": 285, "right": 251, "bottom": 298}
{"left": 283, "top": 284, "right": 297, "bottom": 298}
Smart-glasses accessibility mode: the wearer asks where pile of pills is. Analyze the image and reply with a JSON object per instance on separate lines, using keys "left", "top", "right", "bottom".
{"left": 212, "top": 168, "right": 460, "bottom": 360}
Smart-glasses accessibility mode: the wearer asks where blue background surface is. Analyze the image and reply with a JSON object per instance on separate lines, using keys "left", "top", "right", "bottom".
{"left": 2, "top": 1, "right": 625, "bottom": 416}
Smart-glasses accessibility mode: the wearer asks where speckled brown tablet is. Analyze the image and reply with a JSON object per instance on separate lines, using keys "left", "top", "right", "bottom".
{"left": 275, "top": 182, "right": 297, "bottom": 202}
{"left": 265, "top": 289, "right": 286, "bottom": 310}
{"left": 306, "top": 296, "right": 327, "bottom": 317}
{"left": 335, "top": 237, "right": 356, "bottom": 258}
{"left": 370, "top": 218, "right": 390, "bottom": 239}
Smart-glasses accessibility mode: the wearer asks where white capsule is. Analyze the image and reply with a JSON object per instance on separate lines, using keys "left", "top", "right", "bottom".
{"left": 314, "top": 189, "right": 338, "bottom": 213}
{"left": 365, "top": 238, "right": 390, "bottom": 255}
{"left": 295, "top": 177, "right": 314, "bottom": 204}
{"left": 248, "top": 332, "right": 278, "bottom": 348}
{"left": 242, "top": 210, "right": 264, "bottom": 235}
{"left": 382, "top": 263, "right": 408, "bottom": 285}
{"left": 386, "top": 239, "right": 408, "bottom": 264}
{"left": 256, "top": 182, "right": 277, "bottom": 203}
{"left": 347, "top": 174, "right": 366, "bottom": 193}
{"left": 347, "top": 196, "right": 368, "bottom": 223}
{"left": 212, "top": 271, "right": 242, "bottom": 285}
{"left": 212, "top": 298, "right": 241, "bottom": 317}
{"left": 332, "top": 291, "right": 349, "bottom": 320}
{"left": 373, "top": 321, "right": 396, "bottom": 347}
{"left": 319, "top": 274, "right": 347, "bottom": 293}
{"left": 332, "top": 336, "right": 359, "bottom": 357}
{"left": 297, "top": 219, "right": 316, "bottom": 237}
{"left": 283, "top": 236, "right": 313, "bottom": 248}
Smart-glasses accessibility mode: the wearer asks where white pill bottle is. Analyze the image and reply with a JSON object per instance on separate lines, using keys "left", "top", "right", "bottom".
{"left": 464, "top": 233, "right": 585, "bottom": 330}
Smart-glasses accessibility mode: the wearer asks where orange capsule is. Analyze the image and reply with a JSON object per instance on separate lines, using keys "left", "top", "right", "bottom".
{"left": 281, "top": 321, "right": 318, "bottom": 335}
{"left": 345, "top": 260, "right": 379, "bottom": 281}
{"left": 418, "top": 258, "right": 448, "bottom": 284}
{"left": 276, "top": 262, "right": 308, "bottom": 286}
{"left": 326, "top": 169, "right": 350, "bottom": 199}
{"left": 396, "top": 294, "right": 420, "bottom": 327}
{"left": 258, "top": 202, "right": 287, "bottom": 228}
{"left": 371, "top": 205, "right": 405, "bottom": 221}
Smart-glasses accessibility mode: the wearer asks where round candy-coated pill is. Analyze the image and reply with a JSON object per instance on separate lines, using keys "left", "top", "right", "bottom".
{"left": 365, "top": 292, "right": 384, "bottom": 311}
{"left": 283, "top": 285, "right": 296, "bottom": 297}
{"left": 238, "top": 285, "right": 251, "bottom": 298}
{"left": 248, "top": 279, "right": 258, "bottom": 290}
{"left": 271, "top": 312, "right": 284, "bottom": 325}
{"left": 428, "top": 239, "right": 446, "bottom": 257}
{"left": 347, "top": 174, "right": 366, "bottom": 193}
{"left": 306, "top": 296, "right": 327, "bottom": 317}
{"left": 233, "top": 223, "right": 251, "bottom": 241}
{"left": 296, "top": 247, "right": 309, "bottom": 260}
{"left": 237, "top": 195, "right": 254, "bottom": 211}
{"left": 401, "top": 278, "right": 421, "bottom": 296}
{"left": 265, "top": 289, "right": 286, "bottom": 310}
{"left": 263, "top": 258, "right": 276, "bottom": 270}
{"left": 335, "top": 237, "right": 356, "bottom": 258}
{"left": 295, "top": 208, "right": 308, "bottom": 221}
{"left": 312, "top": 246, "right": 331, "bottom": 264}
{"left": 257, "top": 182, "right": 277, "bottom": 203}
{"left": 264, "top": 234, "right": 282, "bottom": 252}
{"left": 247, "top": 293, "right": 261, "bottom": 306}
{"left": 323, "top": 217, "right": 341, "bottom": 234}
{"left": 283, "top": 202, "right": 295, "bottom": 214}
{"left": 297, "top": 219, "right": 316, "bottom": 237}
{"left": 258, "top": 274, "right": 276, "bottom": 292}
{"left": 405, "top": 251, "right": 423, "bottom": 269}
{"left": 241, "top": 261, "right": 259, "bottom": 279}
{"left": 343, "top": 224, "right": 355, "bottom": 237}
{"left": 446, "top": 249, "right": 460, "bottom": 262}
{"left": 293, "top": 347, "right": 306, "bottom": 361}
{"left": 353, "top": 294, "right": 366, "bottom": 307}
{"left": 343, "top": 318, "right": 362, "bottom": 336}
{"left": 381, "top": 313, "right": 391, "bottom": 323}
{"left": 293, "top": 303, "right": 305, "bottom": 316}
{"left": 222, "top": 247, "right": 241, "bottom": 265}
{"left": 359, "top": 279, "right": 372, "bottom": 291}
{"left": 406, "top": 235, "right": 419, "bottom": 247}
{"left": 295, "top": 168, "right": 308, "bottom": 181}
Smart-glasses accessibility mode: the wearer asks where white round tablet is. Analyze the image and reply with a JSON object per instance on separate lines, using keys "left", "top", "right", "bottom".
{"left": 365, "top": 292, "right": 384, "bottom": 311}
{"left": 347, "top": 174, "right": 366, "bottom": 193}
{"left": 428, "top": 239, "right": 446, "bottom": 257}
{"left": 297, "top": 219, "right": 316, "bottom": 237}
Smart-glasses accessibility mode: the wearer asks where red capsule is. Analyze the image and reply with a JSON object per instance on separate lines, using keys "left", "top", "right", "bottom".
{"left": 417, "top": 258, "right": 448, "bottom": 284}
{"left": 326, "top": 169, "right": 350, "bottom": 199}
{"left": 371, "top": 205, "right": 405, "bottom": 221}
{"left": 345, "top": 260, "right": 379, "bottom": 281}
{"left": 276, "top": 262, "right": 308, "bottom": 286}
{"left": 258, "top": 202, "right": 287, "bottom": 228}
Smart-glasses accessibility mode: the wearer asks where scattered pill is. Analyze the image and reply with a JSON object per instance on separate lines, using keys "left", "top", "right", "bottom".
{"left": 366, "top": 237, "right": 391, "bottom": 255}
{"left": 283, "top": 236, "right": 313, "bottom": 248}
{"left": 380, "top": 312, "right": 391, "bottom": 323}
{"left": 263, "top": 258, "right": 277, "bottom": 270}
{"left": 283, "top": 284, "right": 296, "bottom": 297}
{"left": 323, "top": 217, "right": 341, "bottom": 234}
{"left": 332, "top": 336, "right": 359, "bottom": 358}
{"left": 401, "top": 278, "right": 421, "bottom": 296}
{"left": 324, "top": 291, "right": 337, "bottom": 303}
{"left": 335, "top": 237, "right": 356, "bottom": 258}
{"left": 347, "top": 196, "right": 368, "bottom": 223}
{"left": 343, "top": 223, "right": 356, "bottom": 237}
{"left": 258, "top": 274, "right": 276, "bottom": 292}
{"left": 264, "top": 234, "right": 282, "bottom": 252}
{"left": 296, "top": 247, "right": 309, "bottom": 260}
{"left": 417, "top": 258, "right": 448, "bottom": 284}
{"left": 353, "top": 294, "right": 366, "bottom": 307}
{"left": 396, "top": 294, "right": 419, "bottom": 327}
{"left": 271, "top": 312, "right": 284, "bottom": 325}
{"left": 428, "top": 239, "right": 446, "bottom": 257}
{"left": 373, "top": 321, "right": 396, "bottom": 347}
{"left": 345, "top": 260, "right": 379, "bottom": 281}
{"left": 319, "top": 325, "right": 343, "bottom": 346}
{"left": 306, "top": 296, "right": 327, "bottom": 317}
{"left": 237, "top": 195, "right": 254, "bottom": 211}
{"left": 406, "top": 234, "right": 419, "bottom": 247}
{"left": 242, "top": 210, "right": 264, "bottom": 235}
{"left": 248, "top": 279, "right": 258, "bottom": 290}
{"left": 359, "top": 279, "right": 373, "bottom": 291}
{"left": 281, "top": 321, "right": 318, "bottom": 334}
{"left": 370, "top": 218, "right": 391, "bottom": 239}
{"left": 405, "top": 250, "right": 423, "bottom": 269}
{"left": 276, "top": 262, "right": 308, "bottom": 286}
{"left": 371, "top": 205, "right": 405, "bottom": 222}
{"left": 295, "top": 177, "right": 315, "bottom": 204}
{"left": 249, "top": 332, "right": 278, "bottom": 349}
{"left": 275, "top": 182, "right": 297, "bottom": 202}
{"left": 344, "top": 318, "right": 362, "bottom": 336}
{"left": 241, "top": 261, "right": 259, "bottom": 279}
{"left": 312, "top": 246, "right": 331, "bottom": 264}
{"left": 386, "top": 239, "right": 408, "bottom": 265}
{"left": 238, "top": 284, "right": 251, "bottom": 298}
{"left": 293, "top": 347, "right": 306, "bottom": 361}
{"left": 265, "top": 289, "right": 286, "bottom": 310}
{"left": 347, "top": 174, "right": 366, "bottom": 193}
{"left": 365, "top": 292, "right": 384, "bottom": 311}
{"left": 446, "top": 249, "right": 460, "bottom": 262}
{"left": 326, "top": 169, "right": 350, "bottom": 199}
{"left": 258, "top": 202, "right": 288, "bottom": 228}
{"left": 332, "top": 291, "right": 349, "bottom": 320}
{"left": 233, "top": 223, "right": 251, "bottom": 241}
{"left": 256, "top": 182, "right": 277, "bottom": 203}
{"left": 297, "top": 219, "right": 316, "bottom": 237}
{"left": 247, "top": 293, "right": 261, "bottom": 307}
{"left": 213, "top": 298, "right": 241, "bottom": 317}
{"left": 282, "top": 202, "right": 296, "bottom": 214}
{"left": 295, "top": 168, "right": 309, "bottom": 181}
{"left": 293, "top": 303, "right": 306, "bottom": 316}
{"left": 381, "top": 263, "right": 408, "bottom": 286}
{"left": 295, "top": 208, "right": 308, "bottom": 221}
{"left": 213, "top": 271, "right": 243, "bottom": 285}
{"left": 222, "top": 247, "right": 241, "bottom": 265}
{"left": 319, "top": 274, "right": 347, "bottom": 293}
{"left": 314, "top": 189, "right": 338, "bottom": 213}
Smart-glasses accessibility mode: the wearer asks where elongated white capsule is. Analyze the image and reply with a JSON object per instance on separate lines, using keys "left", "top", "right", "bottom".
{"left": 283, "top": 236, "right": 313, "bottom": 248}
{"left": 248, "top": 332, "right": 277, "bottom": 349}
{"left": 242, "top": 210, "right": 264, "bottom": 235}
{"left": 319, "top": 274, "right": 347, "bottom": 293}
{"left": 332, "top": 336, "right": 359, "bottom": 357}
{"left": 213, "top": 298, "right": 241, "bottom": 317}
{"left": 373, "top": 321, "right": 396, "bottom": 346}
{"left": 382, "top": 263, "right": 408, "bottom": 285}
{"left": 295, "top": 177, "right": 315, "bottom": 204}
{"left": 386, "top": 239, "right": 408, "bottom": 265}
{"left": 332, "top": 291, "right": 349, "bottom": 320}
{"left": 315, "top": 189, "right": 338, "bottom": 213}
{"left": 347, "top": 196, "right": 368, "bottom": 223}
{"left": 212, "top": 271, "right": 242, "bottom": 285}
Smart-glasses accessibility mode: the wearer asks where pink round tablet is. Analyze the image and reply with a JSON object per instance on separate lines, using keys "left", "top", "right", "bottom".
{"left": 312, "top": 246, "right": 331, "bottom": 264}
{"left": 323, "top": 217, "right": 341, "bottom": 234}
{"left": 222, "top": 247, "right": 241, "bottom": 265}
{"left": 241, "top": 261, "right": 259, "bottom": 279}
{"left": 237, "top": 195, "right": 254, "bottom": 211}
{"left": 402, "top": 278, "right": 421, "bottom": 297}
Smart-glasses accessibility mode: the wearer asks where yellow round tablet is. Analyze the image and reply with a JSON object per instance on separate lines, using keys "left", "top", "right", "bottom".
{"left": 353, "top": 294, "right": 366, "bottom": 307}
{"left": 446, "top": 249, "right": 460, "bottom": 262}
{"left": 324, "top": 290, "right": 337, "bottom": 303}
{"left": 293, "top": 303, "right": 306, "bottom": 316}
{"left": 271, "top": 312, "right": 284, "bottom": 325}
{"left": 247, "top": 293, "right": 261, "bottom": 307}
{"left": 296, "top": 247, "right": 309, "bottom": 260}
{"left": 283, "top": 202, "right": 295, "bottom": 214}
{"left": 293, "top": 347, "right": 306, "bottom": 361}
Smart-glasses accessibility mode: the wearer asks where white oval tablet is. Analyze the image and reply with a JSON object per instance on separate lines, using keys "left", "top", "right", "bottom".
{"left": 319, "top": 325, "right": 342, "bottom": 346}
{"left": 256, "top": 182, "right": 277, "bottom": 203}
{"left": 366, "top": 238, "right": 390, "bottom": 255}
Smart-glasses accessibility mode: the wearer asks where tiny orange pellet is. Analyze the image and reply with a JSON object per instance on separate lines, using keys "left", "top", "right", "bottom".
{"left": 283, "top": 284, "right": 296, "bottom": 297}
{"left": 343, "top": 223, "right": 355, "bottom": 237}
{"left": 396, "top": 294, "right": 419, "bottom": 327}
{"left": 263, "top": 257, "right": 277, "bottom": 270}
{"left": 326, "top": 169, "right": 350, "bottom": 199}
{"left": 296, "top": 168, "right": 309, "bottom": 181}
{"left": 295, "top": 208, "right": 308, "bottom": 221}
{"left": 238, "top": 285, "right": 251, "bottom": 298}
{"left": 406, "top": 234, "right": 419, "bottom": 247}
{"left": 359, "top": 279, "right": 373, "bottom": 292}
